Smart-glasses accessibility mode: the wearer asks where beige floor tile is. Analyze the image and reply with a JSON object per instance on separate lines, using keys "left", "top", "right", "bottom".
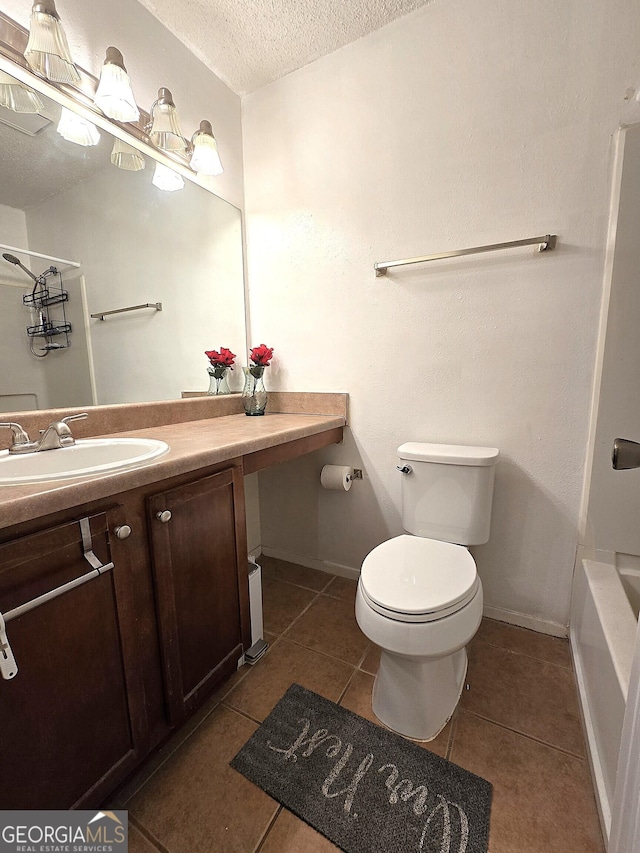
{"left": 284, "top": 593, "right": 369, "bottom": 665}
{"left": 340, "top": 670, "right": 453, "bottom": 758}
{"left": 461, "top": 640, "right": 585, "bottom": 756}
{"left": 475, "top": 618, "right": 572, "bottom": 669}
{"left": 450, "top": 711, "right": 604, "bottom": 853}
{"left": 260, "top": 809, "right": 339, "bottom": 852}
{"left": 128, "top": 706, "right": 278, "bottom": 853}
{"left": 323, "top": 576, "right": 359, "bottom": 602}
{"left": 224, "top": 638, "right": 354, "bottom": 722}
{"left": 262, "top": 575, "right": 317, "bottom": 634}
{"left": 128, "top": 824, "right": 161, "bottom": 853}
{"left": 360, "top": 643, "right": 381, "bottom": 675}
{"left": 260, "top": 556, "right": 332, "bottom": 591}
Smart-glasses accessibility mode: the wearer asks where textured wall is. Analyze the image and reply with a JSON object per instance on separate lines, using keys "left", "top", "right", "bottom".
{"left": 243, "top": 0, "right": 640, "bottom": 631}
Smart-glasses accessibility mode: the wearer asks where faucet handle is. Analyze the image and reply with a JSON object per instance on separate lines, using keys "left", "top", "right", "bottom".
{"left": 0, "top": 422, "right": 31, "bottom": 448}
{"left": 61, "top": 413, "right": 88, "bottom": 426}
{"left": 55, "top": 412, "right": 88, "bottom": 446}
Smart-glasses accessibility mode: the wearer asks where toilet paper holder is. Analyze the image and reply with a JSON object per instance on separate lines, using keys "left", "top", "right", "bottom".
{"left": 349, "top": 469, "right": 363, "bottom": 481}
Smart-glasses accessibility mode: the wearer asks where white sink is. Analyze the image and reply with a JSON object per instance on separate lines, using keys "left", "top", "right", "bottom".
{"left": 0, "top": 437, "right": 170, "bottom": 485}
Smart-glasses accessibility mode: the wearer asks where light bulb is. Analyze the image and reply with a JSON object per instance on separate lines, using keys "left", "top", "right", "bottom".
{"left": 57, "top": 107, "right": 100, "bottom": 146}
{"left": 94, "top": 47, "right": 140, "bottom": 123}
{"left": 111, "top": 138, "right": 145, "bottom": 171}
{"left": 189, "top": 120, "right": 223, "bottom": 176}
{"left": 24, "top": 0, "right": 80, "bottom": 84}
{"left": 0, "top": 70, "right": 44, "bottom": 113}
{"left": 149, "top": 88, "right": 186, "bottom": 153}
{"left": 152, "top": 162, "right": 184, "bottom": 192}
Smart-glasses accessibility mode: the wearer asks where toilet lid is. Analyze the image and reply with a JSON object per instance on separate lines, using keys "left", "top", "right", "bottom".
{"left": 360, "top": 535, "right": 478, "bottom": 618}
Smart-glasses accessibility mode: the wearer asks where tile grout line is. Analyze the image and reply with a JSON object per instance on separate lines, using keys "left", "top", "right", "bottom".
{"left": 474, "top": 637, "right": 573, "bottom": 671}
{"left": 461, "top": 708, "right": 588, "bottom": 760}
{"left": 252, "top": 805, "right": 283, "bottom": 853}
{"left": 444, "top": 711, "right": 459, "bottom": 762}
{"left": 275, "top": 631, "right": 365, "bottom": 669}
{"left": 129, "top": 814, "right": 170, "bottom": 853}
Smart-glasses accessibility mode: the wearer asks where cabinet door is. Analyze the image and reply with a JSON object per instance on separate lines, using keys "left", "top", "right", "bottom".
{"left": 148, "top": 467, "right": 249, "bottom": 724}
{"left": 0, "top": 508, "right": 146, "bottom": 809}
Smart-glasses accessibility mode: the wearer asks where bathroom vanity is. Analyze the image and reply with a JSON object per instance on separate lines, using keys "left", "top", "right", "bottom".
{"left": 0, "top": 394, "right": 346, "bottom": 809}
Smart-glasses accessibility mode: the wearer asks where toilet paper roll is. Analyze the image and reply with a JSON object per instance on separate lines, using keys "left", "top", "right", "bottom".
{"left": 320, "top": 464, "right": 353, "bottom": 491}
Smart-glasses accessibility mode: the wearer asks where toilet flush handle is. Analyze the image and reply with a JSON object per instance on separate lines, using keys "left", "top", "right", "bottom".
{"left": 396, "top": 464, "right": 412, "bottom": 474}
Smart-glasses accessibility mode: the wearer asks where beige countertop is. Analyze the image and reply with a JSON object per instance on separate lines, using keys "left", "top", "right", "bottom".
{"left": 0, "top": 412, "right": 345, "bottom": 531}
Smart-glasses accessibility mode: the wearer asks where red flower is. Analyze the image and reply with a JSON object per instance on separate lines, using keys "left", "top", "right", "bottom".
{"left": 205, "top": 347, "right": 236, "bottom": 367}
{"left": 249, "top": 344, "right": 274, "bottom": 366}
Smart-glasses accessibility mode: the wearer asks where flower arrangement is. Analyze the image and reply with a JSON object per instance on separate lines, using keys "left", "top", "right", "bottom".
{"left": 249, "top": 344, "right": 274, "bottom": 366}
{"left": 204, "top": 347, "right": 236, "bottom": 395}
{"left": 205, "top": 347, "right": 236, "bottom": 368}
{"left": 243, "top": 344, "right": 274, "bottom": 415}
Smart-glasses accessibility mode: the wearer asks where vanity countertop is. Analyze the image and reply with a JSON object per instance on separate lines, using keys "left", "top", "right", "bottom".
{"left": 0, "top": 412, "right": 345, "bottom": 530}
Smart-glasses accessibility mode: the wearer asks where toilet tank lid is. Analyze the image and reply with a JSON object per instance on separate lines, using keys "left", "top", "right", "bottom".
{"left": 397, "top": 442, "right": 499, "bottom": 466}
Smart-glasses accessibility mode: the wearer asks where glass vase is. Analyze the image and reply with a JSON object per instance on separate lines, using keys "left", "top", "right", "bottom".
{"left": 242, "top": 365, "right": 267, "bottom": 415}
{"left": 207, "top": 365, "right": 231, "bottom": 395}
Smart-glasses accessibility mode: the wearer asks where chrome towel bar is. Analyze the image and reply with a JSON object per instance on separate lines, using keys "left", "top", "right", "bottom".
{"left": 374, "top": 234, "right": 557, "bottom": 277}
{"left": 0, "top": 517, "right": 114, "bottom": 680}
{"left": 91, "top": 302, "right": 162, "bottom": 321}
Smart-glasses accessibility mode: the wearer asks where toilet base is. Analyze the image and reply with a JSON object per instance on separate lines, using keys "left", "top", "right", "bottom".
{"left": 372, "top": 647, "right": 468, "bottom": 741}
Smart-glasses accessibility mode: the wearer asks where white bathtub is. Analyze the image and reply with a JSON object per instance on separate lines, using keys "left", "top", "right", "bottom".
{"left": 570, "top": 554, "right": 640, "bottom": 841}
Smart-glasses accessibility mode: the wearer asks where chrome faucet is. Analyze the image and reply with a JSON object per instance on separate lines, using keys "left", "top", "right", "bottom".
{"left": 37, "top": 413, "right": 88, "bottom": 451}
{"left": 0, "top": 422, "right": 36, "bottom": 453}
{"left": 1, "top": 413, "right": 88, "bottom": 454}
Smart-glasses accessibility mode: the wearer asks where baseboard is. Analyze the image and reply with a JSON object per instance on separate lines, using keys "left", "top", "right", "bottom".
{"left": 483, "top": 605, "right": 568, "bottom": 638}
{"left": 260, "top": 546, "right": 360, "bottom": 580}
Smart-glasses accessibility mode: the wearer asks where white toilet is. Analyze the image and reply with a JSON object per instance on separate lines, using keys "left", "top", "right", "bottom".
{"left": 355, "top": 441, "right": 499, "bottom": 741}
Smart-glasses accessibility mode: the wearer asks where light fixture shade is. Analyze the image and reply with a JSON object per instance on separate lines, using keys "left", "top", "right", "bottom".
{"left": 152, "top": 162, "right": 184, "bottom": 192}
{"left": 24, "top": 1, "right": 80, "bottom": 85}
{"left": 0, "top": 70, "right": 44, "bottom": 113}
{"left": 149, "top": 88, "right": 186, "bottom": 153}
{"left": 189, "top": 120, "right": 223, "bottom": 176}
{"left": 94, "top": 47, "right": 140, "bottom": 123}
{"left": 110, "top": 138, "right": 145, "bottom": 171}
{"left": 57, "top": 107, "right": 100, "bottom": 146}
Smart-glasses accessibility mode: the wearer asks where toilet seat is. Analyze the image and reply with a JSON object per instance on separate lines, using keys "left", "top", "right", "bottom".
{"left": 360, "top": 534, "right": 479, "bottom": 623}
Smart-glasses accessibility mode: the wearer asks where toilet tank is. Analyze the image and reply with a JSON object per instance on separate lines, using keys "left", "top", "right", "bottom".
{"left": 397, "top": 442, "right": 499, "bottom": 545}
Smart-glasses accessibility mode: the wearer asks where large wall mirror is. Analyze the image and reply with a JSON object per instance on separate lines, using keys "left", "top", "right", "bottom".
{"left": 0, "top": 55, "right": 245, "bottom": 414}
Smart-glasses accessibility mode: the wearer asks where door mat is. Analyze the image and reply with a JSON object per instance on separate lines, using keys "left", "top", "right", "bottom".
{"left": 231, "top": 683, "right": 491, "bottom": 853}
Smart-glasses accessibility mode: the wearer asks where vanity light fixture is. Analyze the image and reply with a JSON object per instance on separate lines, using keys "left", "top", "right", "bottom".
{"left": 0, "top": 69, "right": 44, "bottom": 113}
{"left": 148, "top": 88, "right": 186, "bottom": 154}
{"left": 152, "top": 162, "right": 184, "bottom": 192}
{"left": 24, "top": 0, "right": 80, "bottom": 85}
{"left": 189, "top": 120, "right": 223, "bottom": 176}
{"left": 110, "top": 138, "right": 145, "bottom": 171}
{"left": 56, "top": 107, "right": 100, "bottom": 146}
{"left": 94, "top": 47, "right": 140, "bottom": 123}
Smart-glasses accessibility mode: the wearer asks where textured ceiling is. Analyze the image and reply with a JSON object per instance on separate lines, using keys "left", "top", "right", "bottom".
{"left": 0, "top": 102, "right": 111, "bottom": 210}
{"left": 135, "top": 0, "right": 434, "bottom": 95}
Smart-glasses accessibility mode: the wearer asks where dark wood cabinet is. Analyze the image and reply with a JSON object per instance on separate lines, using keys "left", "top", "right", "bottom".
{"left": 0, "top": 507, "right": 146, "bottom": 809}
{"left": 147, "top": 467, "right": 249, "bottom": 723}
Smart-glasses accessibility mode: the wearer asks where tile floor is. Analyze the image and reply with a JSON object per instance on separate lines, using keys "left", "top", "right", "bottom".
{"left": 111, "top": 556, "right": 605, "bottom": 853}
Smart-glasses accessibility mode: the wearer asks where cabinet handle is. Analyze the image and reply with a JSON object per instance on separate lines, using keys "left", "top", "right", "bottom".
{"left": 156, "top": 510, "right": 172, "bottom": 524}
{"left": 114, "top": 525, "right": 132, "bottom": 540}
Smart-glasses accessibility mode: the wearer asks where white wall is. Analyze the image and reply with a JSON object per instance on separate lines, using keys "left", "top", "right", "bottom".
{"left": 243, "top": 0, "right": 640, "bottom": 631}
{"left": 0, "top": 201, "right": 28, "bottom": 264}
{"left": 1, "top": 0, "right": 243, "bottom": 208}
